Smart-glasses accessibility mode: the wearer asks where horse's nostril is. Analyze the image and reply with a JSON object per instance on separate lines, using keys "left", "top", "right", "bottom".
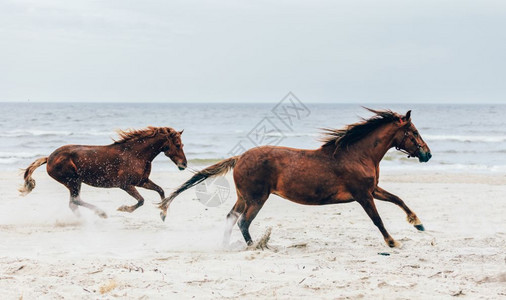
{"left": 427, "top": 152, "right": 432, "bottom": 159}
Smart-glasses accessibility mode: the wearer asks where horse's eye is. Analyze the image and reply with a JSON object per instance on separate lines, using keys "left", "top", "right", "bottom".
{"left": 413, "top": 131, "right": 419, "bottom": 137}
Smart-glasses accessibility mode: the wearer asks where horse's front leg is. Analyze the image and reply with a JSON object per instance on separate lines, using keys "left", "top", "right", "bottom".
{"left": 118, "top": 185, "right": 145, "bottom": 213}
{"left": 373, "top": 186, "right": 424, "bottom": 231}
{"left": 140, "top": 179, "right": 165, "bottom": 200}
{"left": 355, "top": 194, "right": 401, "bottom": 248}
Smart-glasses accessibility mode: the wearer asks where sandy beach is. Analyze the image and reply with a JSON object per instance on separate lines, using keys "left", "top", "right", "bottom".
{"left": 1, "top": 170, "right": 505, "bottom": 299}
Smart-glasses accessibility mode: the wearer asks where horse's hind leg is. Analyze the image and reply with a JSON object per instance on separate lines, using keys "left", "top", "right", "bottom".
{"left": 66, "top": 182, "right": 82, "bottom": 217}
{"left": 67, "top": 182, "right": 107, "bottom": 218}
{"left": 356, "top": 195, "right": 401, "bottom": 248}
{"left": 73, "top": 196, "right": 108, "bottom": 218}
{"left": 373, "top": 186, "right": 424, "bottom": 231}
{"left": 237, "top": 194, "right": 268, "bottom": 246}
{"left": 238, "top": 203, "right": 264, "bottom": 246}
{"left": 117, "top": 185, "right": 145, "bottom": 213}
{"left": 140, "top": 179, "right": 165, "bottom": 200}
{"left": 68, "top": 199, "right": 81, "bottom": 217}
{"left": 223, "top": 195, "right": 246, "bottom": 247}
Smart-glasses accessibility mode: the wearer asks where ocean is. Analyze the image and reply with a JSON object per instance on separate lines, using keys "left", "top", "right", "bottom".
{"left": 1, "top": 102, "right": 505, "bottom": 173}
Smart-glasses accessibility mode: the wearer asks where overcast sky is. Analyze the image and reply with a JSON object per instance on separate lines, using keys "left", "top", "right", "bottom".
{"left": 1, "top": 0, "right": 505, "bottom": 103}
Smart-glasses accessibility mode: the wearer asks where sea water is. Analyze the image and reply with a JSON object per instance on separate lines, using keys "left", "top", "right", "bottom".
{"left": 1, "top": 102, "right": 505, "bottom": 173}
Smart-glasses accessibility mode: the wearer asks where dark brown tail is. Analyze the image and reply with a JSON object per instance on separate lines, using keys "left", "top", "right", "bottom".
{"left": 19, "top": 157, "right": 48, "bottom": 196}
{"left": 159, "top": 156, "right": 239, "bottom": 220}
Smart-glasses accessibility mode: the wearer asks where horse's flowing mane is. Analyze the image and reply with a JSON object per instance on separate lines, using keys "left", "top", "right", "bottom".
{"left": 321, "top": 108, "right": 400, "bottom": 150}
{"left": 114, "top": 126, "right": 173, "bottom": 144}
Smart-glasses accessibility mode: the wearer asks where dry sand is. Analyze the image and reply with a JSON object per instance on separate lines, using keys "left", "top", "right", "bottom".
{"left": 0, "top": 170, "right": 505, "bottom": 299}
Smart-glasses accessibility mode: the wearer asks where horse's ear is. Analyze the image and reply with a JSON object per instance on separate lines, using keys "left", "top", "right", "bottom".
{"left": 179, "top": 129, "right": 184, "bottom": 135}
{"left": 405, "top": 110, "right": 411, "bottom": 121}
{"left": 397, "top": 110, "right": 412, "bottom": 125}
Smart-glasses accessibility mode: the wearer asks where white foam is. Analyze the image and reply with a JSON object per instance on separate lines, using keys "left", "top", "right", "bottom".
{"left": 0, "top": 151, "right": 41, "bottom": 159}
{"left": 0, "top": 129, "right": 73, "bottom": 137}
{"left": 425, "top": 134, "right": 506, "bottom": 143}
{"left": 0, "top": 157, "right": 20, "bottom": 164}
{"left": 381, "top": 163, "right": 506, "bottom": 173}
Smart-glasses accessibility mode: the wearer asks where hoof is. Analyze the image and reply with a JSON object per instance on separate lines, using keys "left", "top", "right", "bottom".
{"left": 117, "top": 205, "right": 132, "bottom": 213}
{"left": 70, "top": 209, "right": 82, "bottom": 218}
{"left": 387, "top": 240, "right": 402, "bottom": 248}
{"left": 160, "top": 211, "right": 166, "bottom": 222}
{"left": 98, "top": 211, "right": 108, "bottom": 219}
{"left": 414, "top": 224, "right": 425, "bottom": 231}
{"left": 221, "top": 241, "right": 231, "bottom": 249}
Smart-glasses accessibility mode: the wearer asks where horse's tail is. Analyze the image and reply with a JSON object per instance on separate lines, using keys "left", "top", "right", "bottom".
{"left": 19, "top": 157, "right": 48, "bottom": 196}
{"left": 159, "top": 156, "right": 239, "bottom": 221}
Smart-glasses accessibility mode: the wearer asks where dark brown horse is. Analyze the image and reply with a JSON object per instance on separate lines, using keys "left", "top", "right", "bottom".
{"left": 20, "top": 126, "right": 187, "bottom": 218}
{"left": 159, "top": 109, "right": 431, "bottom": 248}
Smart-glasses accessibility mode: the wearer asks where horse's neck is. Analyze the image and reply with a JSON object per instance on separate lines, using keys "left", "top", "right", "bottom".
{"left": 119, "top": 137, "right": 166, "bottom": 161}
{"left": 353, "top": 124, "right": 398, "bottom": 164}
{"left": 321, "top": 124, "right": 398, "bottom": 165}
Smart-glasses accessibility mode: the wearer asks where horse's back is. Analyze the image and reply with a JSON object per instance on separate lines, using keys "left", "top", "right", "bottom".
{"left": 48, "top": 144, "right": 110, "bottom": 164}
{"left": 47, "top": 144, "right": 115, "bottom": 182}
{"left": 236, "top": 145, "right": 326, "bottom": 172}
{"left": 233, "top": 145, "right": 355, "bottom": 205}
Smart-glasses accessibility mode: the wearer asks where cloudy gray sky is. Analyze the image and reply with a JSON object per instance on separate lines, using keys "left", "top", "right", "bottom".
{"left": 1, "top": 0, "right": 505, "bottom": 103}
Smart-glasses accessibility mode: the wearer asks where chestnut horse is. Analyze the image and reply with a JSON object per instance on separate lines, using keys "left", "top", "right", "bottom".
{"left": 159, "top": 109, "right": 431, "bottom": 248}
{"left": 20, "top": 126, "right": 187, "bottom": 218}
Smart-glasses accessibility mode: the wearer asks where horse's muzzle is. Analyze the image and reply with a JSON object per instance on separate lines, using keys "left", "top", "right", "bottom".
{"left": 418, "top": 151, "right": 432, "bottom": 163}
{"left": 177, "top": 162, "right": 187, "bottom": 170}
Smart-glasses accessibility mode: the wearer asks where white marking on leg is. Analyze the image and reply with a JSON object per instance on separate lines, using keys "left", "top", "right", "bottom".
{"left": 73, "top": 195, "right": 107, "bottom": 218}
{"left": 69, "top": 196, "right": 81, "bottom": 216}
{"left": 223, "top": 212, "right": 240, "bottom": 247}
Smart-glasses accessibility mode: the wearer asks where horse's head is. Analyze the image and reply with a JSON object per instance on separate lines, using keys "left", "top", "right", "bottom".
{"left": 393, "top": 110, "right": 432, "bottom": 163}
{"left": 162, "top": 129, "right": 187, "bottom": 170}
